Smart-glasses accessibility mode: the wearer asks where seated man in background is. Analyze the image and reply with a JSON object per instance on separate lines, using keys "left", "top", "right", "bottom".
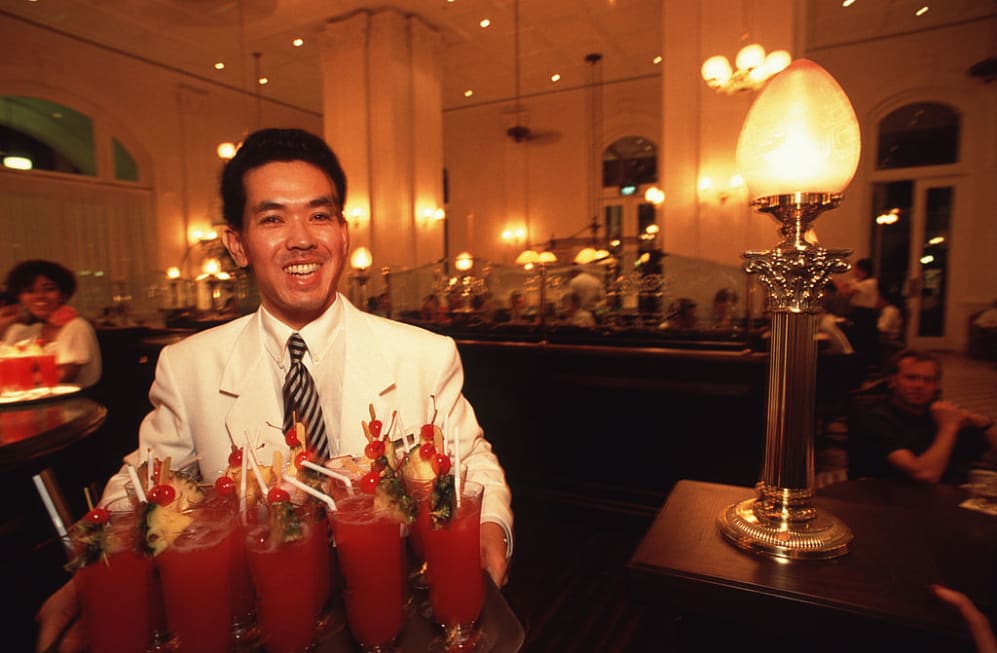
{"left": 848, "top": 349, "right": 996, "bottom": 484}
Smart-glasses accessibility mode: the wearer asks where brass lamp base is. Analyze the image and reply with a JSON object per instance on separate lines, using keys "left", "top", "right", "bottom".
{"left": 718, "top": 495, "right": 853, "bottom": 560}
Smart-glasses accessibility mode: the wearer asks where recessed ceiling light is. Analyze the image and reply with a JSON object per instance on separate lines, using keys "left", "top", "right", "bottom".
{"left": 258, "top": 77, "right": 269, "bottom": 85}
{"left": 464, "top": 89, "right": 474, "bottom": 97}
{"left": 915, "top": 5, "right": 928, "bottom": 16}
{"left": 292, "top": 38, "right": 304, "bottom": 47}
{"left": 652, "top": 55, "right": 662, "bottom": 64}
{"left": 842, "top": 0, "right": 855, "bottom": 6}
{"left": 214, "top": 62, "right": 225, "bottom": 70}
{"left": 550, "top": 73, "right": 561, "bottom": 82}
{"left": 479, "top": 18, "right": 491, "bottom": 28}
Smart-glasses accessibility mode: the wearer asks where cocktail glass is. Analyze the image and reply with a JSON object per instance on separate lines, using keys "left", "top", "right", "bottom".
{"left": 331, "top": 493, "right": 407, "bottom": 652}
{"left": 38, "top": 351, "right": 59, "bottom": 388}
{"left": 243, "top": 501, "right": 329, "bottom": 653}
{"left": 70, "top": 509, "right": 159, "bottom": 653}
{"left": 156, "top": 505, "right": 237, "bottom": 653}
{"left": 403, "top": 476, "right": 434, "bottom": 591}
{"left": 423, "top": 481, "right": 486, "bottom": 653}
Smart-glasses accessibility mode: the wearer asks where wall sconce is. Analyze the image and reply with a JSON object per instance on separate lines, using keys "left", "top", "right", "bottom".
{"left": 350, "top": 246, "right": 373, "bottom": 310}
{"left": 421, "top": 207, "right": 446, "bottom": 227}
{"left": 698, "top": 174, "right": 747, "bottom": 205}
{"left": 702, "top": 45, "right": 792, "bottom": 94}
{"left": 716, "top": 59, "right": 861, "bottom": 560}
{"left": 501, "top": 226, "right": 528, "bottom": 245}
{"left": 345, "top": 206, "right": 368, "bottom": 231}
{"left": 217, "top": 142, "right": 238, "bottom": 160}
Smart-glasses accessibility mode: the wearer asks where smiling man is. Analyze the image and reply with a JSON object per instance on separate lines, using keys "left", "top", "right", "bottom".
{"left": 37, "top": 128, "right": 513, "bottom": 652}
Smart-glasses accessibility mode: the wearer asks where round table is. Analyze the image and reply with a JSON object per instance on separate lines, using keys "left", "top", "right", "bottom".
{"left": 0, "top": 394, "right": 108, "bottom": 542}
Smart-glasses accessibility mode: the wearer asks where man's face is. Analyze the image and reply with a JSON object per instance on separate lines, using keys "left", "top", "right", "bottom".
{"left": 890, "top": 358, "right": 940, "bottom": 411}
{"left": 223, "top": 161, "right": 349, "bottom": 330}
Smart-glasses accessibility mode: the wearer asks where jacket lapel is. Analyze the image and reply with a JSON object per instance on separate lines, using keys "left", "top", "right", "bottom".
{"left": 221, "top": 312, "right": 284, "bottom": 444}
{"left": 340, "top": 299, "right": 396, "bottom": 452}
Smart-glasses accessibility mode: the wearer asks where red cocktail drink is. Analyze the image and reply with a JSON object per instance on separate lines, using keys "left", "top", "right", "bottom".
{"left": 156, "top": 507, "right": 236, "bottom": 653}
{"left": 423, "top": 481, "right": 485, "bottom": 650}
{"left": 73, "top": 511, "right": 156, "bottom": 653}
{"left": 331, "top": 494, "right": 406, "bottom": 651}
{"left": 244, "top": 503, "right": 325, "bottom": 653}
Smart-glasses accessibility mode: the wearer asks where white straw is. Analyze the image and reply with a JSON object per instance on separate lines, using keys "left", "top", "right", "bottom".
{"left": 239, "top": 445, "right": 248, "bottom": 513}
{"left": 453, "top": 425, "right": 461, "bottom": 509}
{"left": 127, "top": 465, "right": 147, "bottom": 503}
{"left": 285, "top": 476, "right": 337, "bottom": 512}
{"left": 301, "top": 460, "right": 355, "bottom": 496}
{"left": 246, "top": 449, "right": 269, "bottom": 499}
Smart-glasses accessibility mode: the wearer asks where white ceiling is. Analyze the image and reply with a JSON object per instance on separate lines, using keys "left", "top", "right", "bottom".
{"left": 2, "top": 0, "right": 664, "bottom": 114}
{"left": 2, "top": 0, "right": 993, "bottom": 115}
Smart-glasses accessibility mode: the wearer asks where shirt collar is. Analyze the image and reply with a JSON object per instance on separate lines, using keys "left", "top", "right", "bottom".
{"left": 260, "top": 294, "right": 345, "bottom": 368}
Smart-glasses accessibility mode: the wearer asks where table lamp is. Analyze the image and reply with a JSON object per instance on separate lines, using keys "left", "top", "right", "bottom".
{"left": 717, "top": 59, "right": 860, "bottom": 560}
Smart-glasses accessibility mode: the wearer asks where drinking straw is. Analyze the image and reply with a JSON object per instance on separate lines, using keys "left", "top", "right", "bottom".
{"left": 127, "top": 465, "right": 147, "bottom": 503}
{"left": 301, "top": 460, "right": 355, "bottom": 496}
{"left": 453, "top": 425, "right": 462, "bottom": 509}
{"left": 245, "top": 448, "right": 269, "bottom": 499}
{"left": 239, "top": 443, "right": 248, "bottom": 513}
{"left": 285, "top": 476, "right": 337, "bottom": 512}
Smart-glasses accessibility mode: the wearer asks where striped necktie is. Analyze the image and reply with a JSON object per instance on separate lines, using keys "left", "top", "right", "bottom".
{"left": 282, "top": 333, "right": 330, "bottom": 458}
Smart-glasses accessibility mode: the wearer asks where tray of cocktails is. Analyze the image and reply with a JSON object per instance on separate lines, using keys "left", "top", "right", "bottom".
{"left": 0, "top": 384, "right": 81, "bottom": 406}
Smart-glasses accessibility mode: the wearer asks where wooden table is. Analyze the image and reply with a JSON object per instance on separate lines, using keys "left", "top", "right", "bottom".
{"left": 0, "top": 394, "right": 108, "bottom": 541}
{"left": 627, "top": 479, "right": 995, "bottom": 651}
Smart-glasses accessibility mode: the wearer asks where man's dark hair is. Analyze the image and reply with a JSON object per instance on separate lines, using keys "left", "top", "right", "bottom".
{"left": 887, "top": 348, "right": 942, "bottom": 380}
{"left": 4, "top": 260, "right": 77, "bottom": 298}
{"left": 855, "top": 257, "right": 875, "bottom": 277}
{"left": 220, "top": 128, "right": 348, "bottom": 229}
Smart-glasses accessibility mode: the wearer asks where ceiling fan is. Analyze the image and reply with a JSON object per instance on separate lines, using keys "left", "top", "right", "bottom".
{"left": 504, "top": 0, "right": 560, "bottom": 146}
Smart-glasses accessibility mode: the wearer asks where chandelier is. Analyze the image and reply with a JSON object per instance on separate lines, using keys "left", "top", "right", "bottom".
{"left": 701, "top": 44, "right": 791, "bottom": 94}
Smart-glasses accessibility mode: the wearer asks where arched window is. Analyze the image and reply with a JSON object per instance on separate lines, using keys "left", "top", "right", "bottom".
{"left": 602, "top": 136, "right": 657, "bottom": 188}
{"left": 876, "top": 102, "right": 960, "bottom": 169}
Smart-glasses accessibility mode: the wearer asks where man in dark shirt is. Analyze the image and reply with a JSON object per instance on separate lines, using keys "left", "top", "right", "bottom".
{"left": 849, "top": 349, "right": 996, "bottom": 484}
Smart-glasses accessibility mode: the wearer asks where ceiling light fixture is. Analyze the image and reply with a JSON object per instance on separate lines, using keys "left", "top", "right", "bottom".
{"left": 479, "top": 18, "right": 491, "bottom": 28}
{"left": 915, "top": 5, "right": 929, "bottom": 16}
{"left": 702, "top": 45, "right": 791, "bottom": 94}
{"left": 214, "top": 62, "right": 225, "bottom": 70}
{"left": 653, "top": 56, "right": 662, "bottom": 64}
{"left": 550, "top": 73, "right": 561, "bottom": 82}
{"left": 842, "top": 0, "right": 856, "bottom": 6}
{"left": 292, "top": 38, "right": 304, "bottom": 47}
{"left": 464, "top": 89, "right": 473, "bottom": 97}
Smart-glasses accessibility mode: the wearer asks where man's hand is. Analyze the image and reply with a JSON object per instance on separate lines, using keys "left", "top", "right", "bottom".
{"left": 931, "top": 400, "right": 972, "bottom": 431}
{"left": 480, "top": 521, "right": 509, "bottom": 588}
{"left": 36, "top": 580, "right": 85, "bottom": 653}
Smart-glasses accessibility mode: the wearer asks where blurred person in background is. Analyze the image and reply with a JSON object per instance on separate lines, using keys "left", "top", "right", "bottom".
{"left": 2, "top": 260, "right": 101, "bottom": 388}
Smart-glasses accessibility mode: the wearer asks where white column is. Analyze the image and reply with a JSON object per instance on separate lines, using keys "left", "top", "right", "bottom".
{"left": 321, "top": 9, "right": 445, "bottom": 277}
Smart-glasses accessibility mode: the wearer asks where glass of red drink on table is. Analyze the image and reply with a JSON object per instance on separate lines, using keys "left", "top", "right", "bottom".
{"left": 423, "top": 480, "right": 486, "bottom": 653}
{"left": 68, "top": 507, "right": 162, "bottom": 653}
{"left": 156, "top": 504, "right": 238, "bottom": 653}
{"left": 331, "top": 491, "right": 407, "bottom": 652}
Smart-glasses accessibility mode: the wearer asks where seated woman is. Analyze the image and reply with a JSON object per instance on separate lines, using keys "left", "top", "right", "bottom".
{"left": 2, "top": 260, "right": 102, "bottom": 388}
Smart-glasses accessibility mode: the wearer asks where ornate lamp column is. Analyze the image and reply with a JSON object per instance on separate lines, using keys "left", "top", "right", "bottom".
{"left": 717, "top": 60, "right": 861, "bottom": 560}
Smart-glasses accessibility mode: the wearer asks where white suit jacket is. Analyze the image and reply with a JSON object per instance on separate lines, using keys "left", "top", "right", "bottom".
{"left": 103, "top": 297, "right": 513, "bottom": 550}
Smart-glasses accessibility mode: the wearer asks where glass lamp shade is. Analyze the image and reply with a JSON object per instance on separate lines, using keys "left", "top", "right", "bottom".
{"left": 350, "top": 246, "right": 372, "bottom": 272}
{"left": 701, "top": 56, "right": 732, "bottom": 85}
{"left": 735, "top": 44, "right": 766, "bottom": 71}
{"left": 538, "top": 251, "right": 558, "bottom": 265}
{"left": 454, "top": 251, "right": 474, "bottom": 272}
{"left": 736, "top": 59, "right": 860, "bottom": 199}
{"left": 574, "top": 247, "right": 597, "bottom": 264}
{"left": 515, "top": 249, "right": 539, "bottom": 266}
